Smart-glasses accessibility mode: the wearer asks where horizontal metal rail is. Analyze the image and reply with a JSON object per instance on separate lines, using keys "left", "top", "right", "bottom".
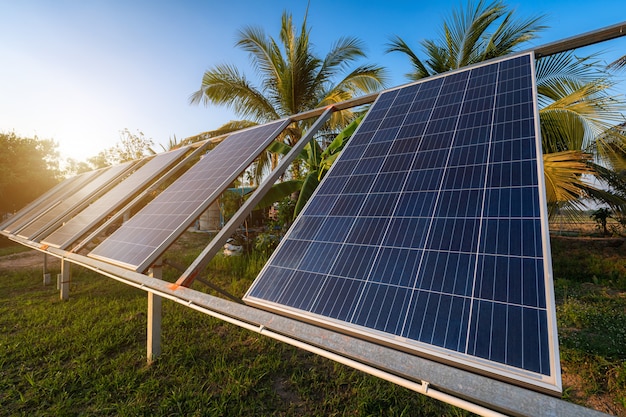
{"left": 532, "top": 21, "right": 626, "bottom": 58}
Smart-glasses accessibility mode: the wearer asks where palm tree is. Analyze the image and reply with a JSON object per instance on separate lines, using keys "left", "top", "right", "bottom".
{"left": 386, "top": 0, "right": 546, "bottom": 79}
{"left": 387, "top": 0, "right": 626, "bottom": 215}
{"left": 537, "top": 52, "right": 626, "bottom": 214}
{"left": 190, "top": 10, "right": 386, "bottom": 180}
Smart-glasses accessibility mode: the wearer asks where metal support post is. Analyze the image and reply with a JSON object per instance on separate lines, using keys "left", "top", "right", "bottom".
{"left": 59, "top": 259, "right": 70, "bottom": 300}
{"left": 147, "top": 261, "right": 163, "bottom": 363}
{"left": 43, "top": 253, "right": 51, "bottom": 285}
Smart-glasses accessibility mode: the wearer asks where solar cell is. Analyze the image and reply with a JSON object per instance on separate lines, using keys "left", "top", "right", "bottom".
{"left": 16, "top": 162, "right": 134, "bottom": 241}
{"left": 3, "top": 169, "right": 105, "bottom": 235}
{"left": 89, "top": 119, "right": 291, "bottom": 272}
{"left": 245, "top": 53, "right": 561, "bottom": 393}
{"left": 42, "top": 147, "right": 189, "bottom": 249}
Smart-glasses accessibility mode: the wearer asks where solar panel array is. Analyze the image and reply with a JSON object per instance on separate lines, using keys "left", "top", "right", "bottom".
{"left": 2, "top": 169, "right": 103, "bottom": 235}
{"left": 16, "top": 162, "right": 134, "bottom": 241}
{"left": 245, "top": 53, "right": 560, "bottom": 392}
{"left": 42, "top": 147, "right": 189, "bottom": 249}
{"left": 89, "top": 119, "right": 291, "bottom": 272}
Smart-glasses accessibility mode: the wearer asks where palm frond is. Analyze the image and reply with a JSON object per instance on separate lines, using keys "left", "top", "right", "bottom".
{"left": 189, "top": 64, "right": 278, "bottom": 122}
{"left": 540, "top": 80, "right": 626, "bottom": 157}
{"left": 388, "top": 0, "right": 545, "bottom": 78}
{"left": 536, "top": 52, "right": 607, "bottom": 106}
{"left": 236, "top": 24, "right": 284, "bottom": 84}
{"left": 385, "top": 36, "right": 431, "bottom": 79}
{"left": 483, "top": 12, "right": 547, "bottom": 60}
{"left": 448, "top": 0, "right": 505, "bottom": 67}
{"left": 608, "top": 54, "right": 626, "bottom": 70}
{"left": 253, "top": 179, "right": 302, "bottom": 210}
{"left": 543, "top": 150, "right": 595, "bottom": 216}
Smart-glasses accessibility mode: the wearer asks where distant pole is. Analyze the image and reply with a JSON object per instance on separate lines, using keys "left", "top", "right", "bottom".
{"left": 147, "top": 260, "right": 163, "bottom": 363}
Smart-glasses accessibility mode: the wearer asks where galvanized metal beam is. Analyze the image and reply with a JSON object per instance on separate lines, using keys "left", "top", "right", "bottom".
{"left": 533, "top": 21, "right": 626, "bottom": 58}
{"left": 173, "top": 107, "right": 334, "bottom": 289}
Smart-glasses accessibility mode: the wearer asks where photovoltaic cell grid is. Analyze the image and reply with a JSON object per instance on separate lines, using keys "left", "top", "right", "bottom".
{"left": 89, "top": 119, "right": 291, "bottom": 272}
{"left": 16, "top": 162, "right": 134, "bottom": 241}
{"left": 2, "top": 169, "right": 102, "bottom": 235}
{"left": 245, "top": 54, "right": 561, "bottom": 392}
{"left": 42, "top": 147, "right": 189, "bottom": 249}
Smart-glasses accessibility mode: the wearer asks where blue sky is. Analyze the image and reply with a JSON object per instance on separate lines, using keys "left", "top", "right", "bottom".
{"left": 1, "top": 0, "right": 625, "bottom": 161}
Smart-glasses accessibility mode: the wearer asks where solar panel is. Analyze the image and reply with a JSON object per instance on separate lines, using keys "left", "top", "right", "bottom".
{"left": 16, "top": 161, "right": 135, "bottom": 241}
{"left": 245, "top": 53, "right": 561, "bottom": 393}
{"left": 41, "top": 147, "right": 189, "bottom": 249}
{"left": 3, "top": 169, "right": 105, "bottom": 235}
{"left": 89, "top": 119, "right": 291, "bottom": 272}
{"left": 0, "top": 174, "right": 82, "bottom": 232}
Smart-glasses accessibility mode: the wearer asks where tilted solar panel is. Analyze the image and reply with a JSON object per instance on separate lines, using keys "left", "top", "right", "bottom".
{"left": 2, "top": 169, "right": 103, "bottom": 235}
{"left": 42, "top": 147, "right": 189, "bottom": 249}
{"left": 16, "top": 161, "right": 134, "bottom": 241}
{"left": 89, "top": 119, "right": 291, "bottom": 272}
{"left": 245, "top": 53, "right": 561, "bottom": 393}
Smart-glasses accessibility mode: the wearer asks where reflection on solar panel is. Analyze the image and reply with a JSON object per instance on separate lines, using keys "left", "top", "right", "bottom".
{"left": 42, "top": 147, "right": 189, "bottom": 249}
{"left": 16, "top": 162, "right": 134, "bottom": 241}
{"left": 89, "top": 119, "right": 291, "bottom": 272}
{"left": 245, "top": 54, "right": 561, "bottom": 393}
{"left": 2, "top": 169, "right": 104, "bottom": 235}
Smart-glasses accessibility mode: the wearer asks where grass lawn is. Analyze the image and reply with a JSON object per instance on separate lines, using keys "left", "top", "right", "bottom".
{"left": 1, "top": 231, "right": 625, "bottom": 416}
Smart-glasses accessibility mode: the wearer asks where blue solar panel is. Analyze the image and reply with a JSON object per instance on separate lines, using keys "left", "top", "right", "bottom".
{"left": 245, "top": 53, "right": 561, "bottom": 393}
{"left": 2, "top": 169, "right": 103, "bottom": 235}
{"left": 88, "top": 119, "right": 290, "bottom": 272}
{"left": 16, "top": 162, "right": 134, "bottom": 241}
{"left": 41, "top": 147, "right": 189, "bottom": 249}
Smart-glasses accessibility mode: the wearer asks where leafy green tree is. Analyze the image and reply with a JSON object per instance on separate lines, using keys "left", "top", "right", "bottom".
{"left": 63, "top": 158, "right": 93, "bottom": 177}
{"left": 0, "top": 132, "right": 61, "bottom": 216}
{"left": 88, "top": 128, "right": 155, "bottom": 168}
{"left": 190, "top": 10, "right": 386, "bottom": 180}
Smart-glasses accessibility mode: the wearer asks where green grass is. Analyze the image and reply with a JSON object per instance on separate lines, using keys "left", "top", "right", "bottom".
{"left": 551, "top": 237, "right": 626, "bottom": 413}
{"left": 0, "top": 244, "right": 30, "bottom": 257}
{"left": 0, "top": 242, "right": 465, "bottom": 417}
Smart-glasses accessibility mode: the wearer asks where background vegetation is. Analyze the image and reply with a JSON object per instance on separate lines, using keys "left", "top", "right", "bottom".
{"left": 0, "top": 132, "right": 60, "bottom": 218}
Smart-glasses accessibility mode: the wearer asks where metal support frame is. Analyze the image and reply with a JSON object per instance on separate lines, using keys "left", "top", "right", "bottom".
{"left": 532, "top": 21, "right": 626, "bottom": 58}
{"left": 133, "top": 118, "right": 292, "bottom": 274}
{"left": 147, "top": 260, "right": 163, "bottom": 363}
{"left": 59, "top": 258, "right": 70, "bottom": 301}
{"left": 173, "top": 107, "right": 335, "bottom": 288}
{"left": 43, "top": 253, "right": 51, "bottom": 285}
{"left": 72, "top": 142, "right": 214, "bottom": 253}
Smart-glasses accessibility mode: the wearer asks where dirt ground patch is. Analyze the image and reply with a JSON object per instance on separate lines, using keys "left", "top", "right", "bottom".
{"left": 0, "top": 249, "right": 60, "bottom": 271}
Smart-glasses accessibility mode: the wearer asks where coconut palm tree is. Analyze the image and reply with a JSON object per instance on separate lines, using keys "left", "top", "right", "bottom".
{"left": 387, "top": 0, "right": 626, "bottom": 215}
{"left": 537, "top": 52, "right": 626, "bottom": 214}
{"left": 386, "top": 0, "right": 546, "bottom": 79}
{"left": 190, "top": 10, "right": 386, "bottom": 180}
